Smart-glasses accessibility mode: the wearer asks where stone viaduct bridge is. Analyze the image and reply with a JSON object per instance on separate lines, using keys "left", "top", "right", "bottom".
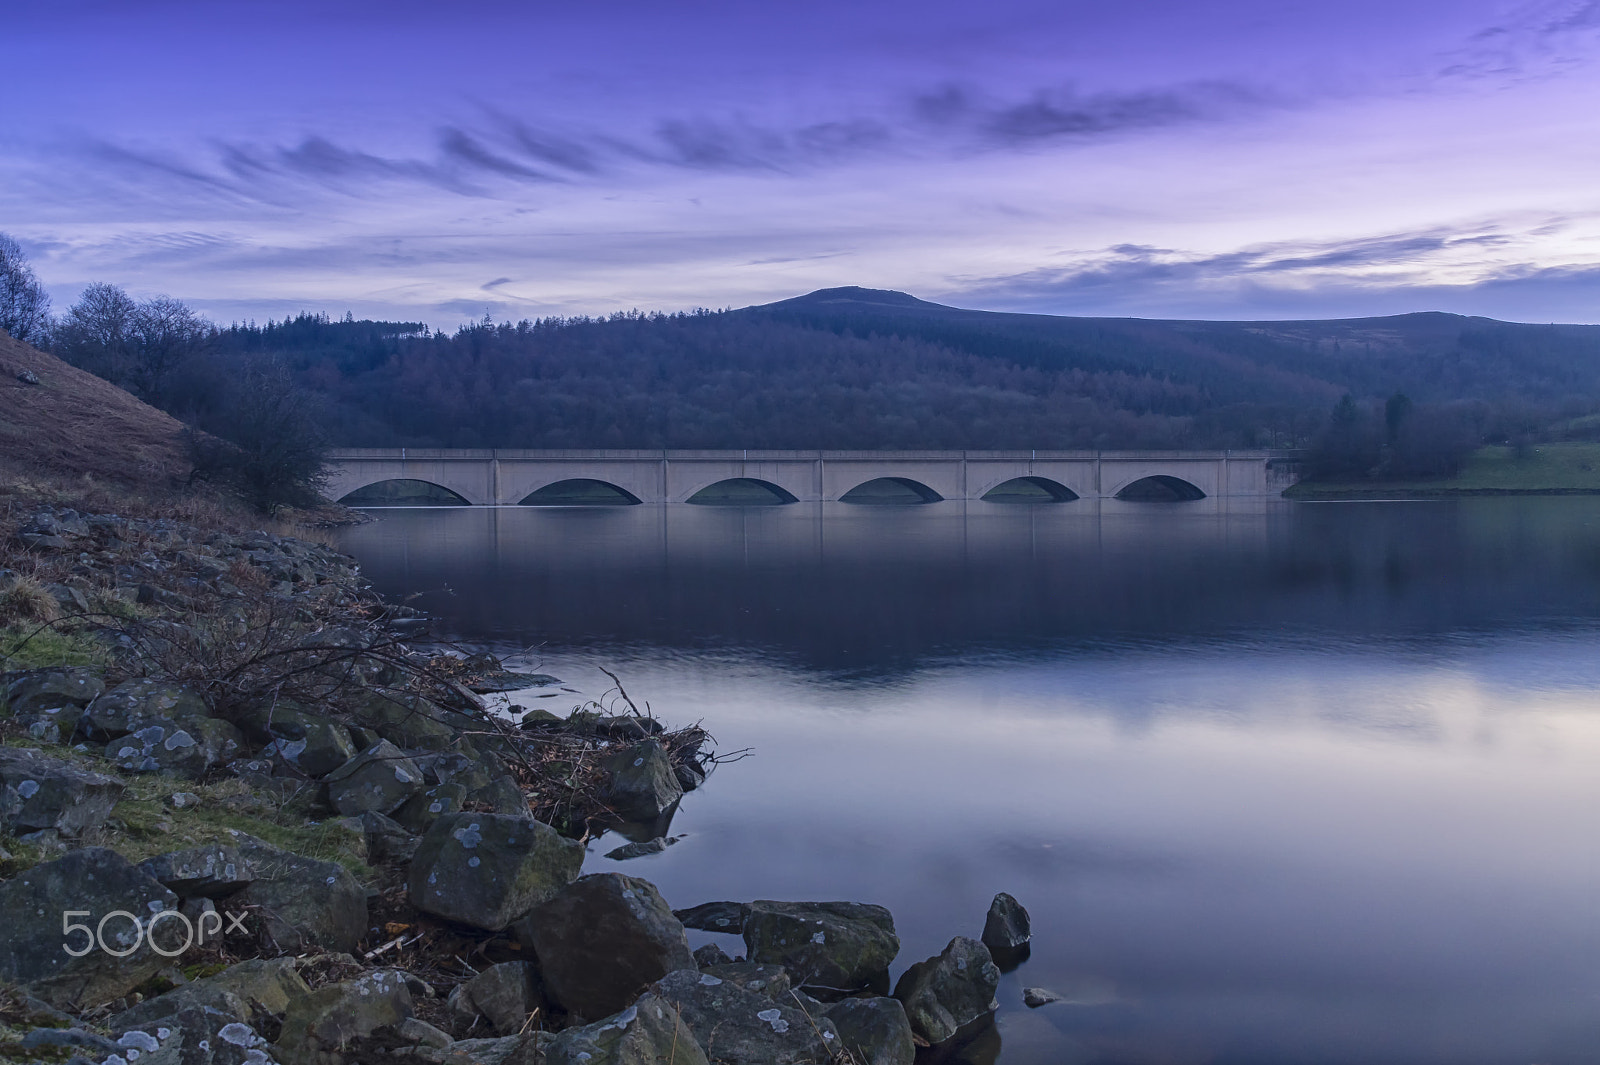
{"left": 326, "top": 449, "right": 1301, "bottom": 505}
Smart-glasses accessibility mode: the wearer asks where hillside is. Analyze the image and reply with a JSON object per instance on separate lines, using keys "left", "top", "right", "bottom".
{"left": 125, "top": 289, "right": 1600, "bottom": 451}
{"left": 756, "top": 288, "right": 1600, "bottom": 408}
{"left": 0, "top": 328, "right": 192, "bottom": 489}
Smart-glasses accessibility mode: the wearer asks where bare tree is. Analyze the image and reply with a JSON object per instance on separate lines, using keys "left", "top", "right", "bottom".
{"left": 55, "top": 284, "right": 212, "bottom": 406}
{"left": 129, "top": 295, "right": 212, "bottom": 406}
{"left": 0, "top": 233, "right": 51, "bottom": 343}
{"left": 54, "top": 281, "right": 140, "bottom": 386}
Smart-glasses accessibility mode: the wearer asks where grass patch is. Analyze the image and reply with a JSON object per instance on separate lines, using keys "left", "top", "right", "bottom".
{"left": 0, "top": 623, "right": 111, "bottom": 671}
{"left": 0, "top": 737, "right": 374, "bottom": 882}
{"left": 1287, "top": 443, "right": 1600, "bottom": 499}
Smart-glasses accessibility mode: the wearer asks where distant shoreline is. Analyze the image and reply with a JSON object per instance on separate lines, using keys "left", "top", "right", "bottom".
{"left": 1285, "top": 443, "right": 1600, "bottom": 500}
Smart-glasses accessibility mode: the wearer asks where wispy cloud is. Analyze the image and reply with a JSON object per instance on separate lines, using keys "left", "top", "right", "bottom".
{"left": 22, "top": 71, "right": 1275, "bottom": 213}
{"left": 913, "top": 80, "right": 1269, "bottom": 146}
{"left": 949, "top": 221, "right": 1600, "bottom": 322}
{"left": 1440, "top": 0, "right": 1600, "bottom": 80}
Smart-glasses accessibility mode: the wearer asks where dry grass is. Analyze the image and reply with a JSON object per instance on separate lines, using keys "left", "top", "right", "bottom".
{"left": 0, "top": 331, "right": 192, "bottom": 494}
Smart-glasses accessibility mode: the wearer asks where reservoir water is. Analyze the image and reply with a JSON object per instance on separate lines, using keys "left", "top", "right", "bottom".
{"left": 338, "top": 498, "right": 1600, "bottom": 1065}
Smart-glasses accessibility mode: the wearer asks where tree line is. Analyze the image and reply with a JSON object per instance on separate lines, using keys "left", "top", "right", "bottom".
{"left": 6, "top": 234, "right": 1599, "bottom": 503}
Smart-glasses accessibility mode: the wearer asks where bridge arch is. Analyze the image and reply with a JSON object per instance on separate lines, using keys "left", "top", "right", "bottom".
{"left": 840, "top": 477, "right": 943, "bottom": 505}
{"left": 981, "top": 476, "right": 1079, "bottom": 503}
{"left": 338, "top": 478, "right": 471, "bottom": 507}
{"left": 519, "top": 478, "right": 642, "bottom": 506}
{"left": 1115, "top": 475, "right": 1207, "bottom": 501}
{"left": 686, "top": 478, "right": 799, "bottom": 506}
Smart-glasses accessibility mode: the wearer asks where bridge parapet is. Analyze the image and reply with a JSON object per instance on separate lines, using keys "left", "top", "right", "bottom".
{"left": 324, "top": 449, "right": 1301, "bottom": 505}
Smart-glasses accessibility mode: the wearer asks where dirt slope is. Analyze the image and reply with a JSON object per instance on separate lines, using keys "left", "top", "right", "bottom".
{"left": 0, "top": 328, "right": 191, "bottom": 489}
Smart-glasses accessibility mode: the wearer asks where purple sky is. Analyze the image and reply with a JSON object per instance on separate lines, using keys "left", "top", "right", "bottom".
{"left": 7, "top": 0, "right": 1600, "bottom": 325}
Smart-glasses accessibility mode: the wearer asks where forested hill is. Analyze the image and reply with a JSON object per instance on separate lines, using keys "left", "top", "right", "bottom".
{"left": 201, "top": 288, "right": 1600, "bottom": 450}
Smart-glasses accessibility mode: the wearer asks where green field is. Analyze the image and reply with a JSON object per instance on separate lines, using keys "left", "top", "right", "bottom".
{"left": 1286, "top": 443, "right": 1600, "bottom": 499}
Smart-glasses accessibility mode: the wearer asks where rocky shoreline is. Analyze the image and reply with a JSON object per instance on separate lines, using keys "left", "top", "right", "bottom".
{"left": 0, "top": 504, "right": 1031, "bottom": 1065}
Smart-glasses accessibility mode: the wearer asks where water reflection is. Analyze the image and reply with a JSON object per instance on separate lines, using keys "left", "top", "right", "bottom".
{"left": 340, "top": 498, "right": 1600, "bottom": 671}
{"left": 337, "top": 499, "right": 1600, "bottom": 1064}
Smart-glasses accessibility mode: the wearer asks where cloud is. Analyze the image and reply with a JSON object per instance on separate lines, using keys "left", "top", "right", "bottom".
{"left": 1440, "top": 0, "right": 1600, "bottom": 80}
{"left": 914, "top": 80, "right": 1268, "bottom": 146}
{"left": 949, "top": 222, "right": 1600, "bottom": 322}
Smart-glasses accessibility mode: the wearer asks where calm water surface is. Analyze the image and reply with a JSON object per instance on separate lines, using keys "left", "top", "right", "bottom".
{"left": 338, "top": 499, "right": 1600, "bottom": 1065}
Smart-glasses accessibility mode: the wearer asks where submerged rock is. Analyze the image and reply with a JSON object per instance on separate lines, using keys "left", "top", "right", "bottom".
{"left": 1022, "top": 986, "right": 1064, "bottom": 1008}
{"left": 600, "top": 739, "right": 682, "bottom": 822}
{"left": 981, "top": 892, "right": 1031, "bottom": 954}
{"left": 674, "top": 900, "right": 751, "bottom": 934}
{"left": 743, "top": 900, "right": 900, "bottom": 995}
{"left": 604, "top": 835, "right": 679, "bottom": 861}
{"left": 892, "top": 936, "right": 1000, "bottom": 1046}
{"left": 519, "top": 873, "right": 695, "bottom": 1021}
{"left": 408, "top": 812, "right": 584, "bottom": 931}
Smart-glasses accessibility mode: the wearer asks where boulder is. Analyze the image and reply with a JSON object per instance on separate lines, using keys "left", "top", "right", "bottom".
{"left": 112, "top": 956, "right": 311, "bottom": 1030}
{"left": 891, "top": 936, "right": 1000, "bottom": 1046}
{"left": 743, "top": 901, "right": 900, "bottom": 995}
{"left": 360, "top": 810, "right": 422, "bottom": 864}
{"left": 414, "top": 743, "right": 527, "bottom": 815}
{"left": 112, "top": 1005, "right": 277, "bottom": 1065}
{"left": 408, "top": 812, "right": 583, "bottom": 931}
{"left": 604, "top": 835, "right": 677, "bottom": 861}
{"left": 104, "top": 716, "right": 243, "bottom": 778}
{"left": 393, "top": 782, "right": 468, "bottom": 834}
{"left": 234, "top": 700, "right": 358, "bottom": 777}
{"left": 454, "top": 961, "right": 541, "bottom": 1035}
{"left": 227, "top": 831, "right": 368, "bottom": 954}
{"left": 276, "top": 969, "right": 413, "bottom": 1065}
{"left": 139, "top": 844, "right": 255, "bottom": 897}
{"left": 1022, "top": 986, "right": 1064, "bottom": 1008}
{"left": 83, "top": 678, "right": 211, "bottom": 738}
{"left": 674, "top": 900, "right": 750, "bottom": 934}
{"left": 695, "top": 962, "right": 790, "bottom": 997}
{"left": 19, "top": 1027, "right": 120, "bottom": 1056}
{"left": 325, "top": 739, "right": 424, "bottom": 815}
{"left": 0, "top": 847, "right": 180, "bottom": 1009}
{"left": 824, "top": 997, "right": 916, "bottom": 1065}
{"left": 2, "top": 667, "right": 103, "bottom": 725}
{"left": 0, "top": 747, "right": 123, "bottom": 838}
{"left": 981, "top": 892, "right": 1031, "bottom": 954}
{"left": 543, "top": 993, "right": 708, "bottom": 1065}
{"left": 519, "top": 873, "right": 695, "bottom": 1021}
{"left": 345, "top": 688, "right": 466, "bottom": 750}
{"left": 692, "top": 942, "right": 735, "bottom": 967}
{"left": 654, "top": 967, "right": 840, "bottom": 1064}
{"left": 45, "top": 582, "right": 90, "bottom": 614}
{"left": 418, "top": 1034, "right": 543, "bottom": 1064}
{"left": 391, "top": 1016, "right": 455, "bottom": 1049}
{"left": 600, "top": 739, "right": 682, "bottom": 822}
